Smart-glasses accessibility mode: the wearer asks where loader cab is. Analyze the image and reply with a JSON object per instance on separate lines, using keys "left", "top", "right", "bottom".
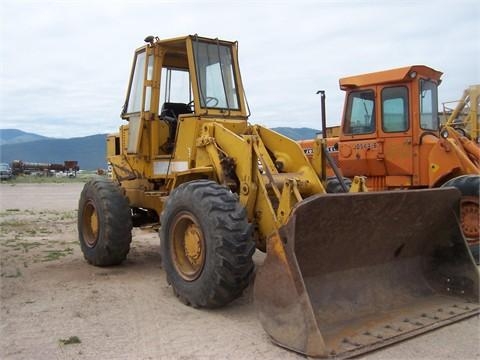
{"left": 337, "top": 65, "right": 443, "bottom": 188}
{"left": 119, "top": 35, "right": 248, "bottom": 159}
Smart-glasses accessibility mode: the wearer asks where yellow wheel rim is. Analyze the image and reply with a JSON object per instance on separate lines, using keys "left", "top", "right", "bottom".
{"left": 83, "top": 200, "right": 99, "bottom": 247}
{"left": 171, "top": 212, "right": 205, "bottom": 281}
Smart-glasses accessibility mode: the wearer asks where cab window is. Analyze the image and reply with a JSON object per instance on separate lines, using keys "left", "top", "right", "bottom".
{"left": 343, "top": 90, "right": 375, "bottom": 135}
{"left": 382, "top": 86, "right": 409, "bottom": 132}
{"left": 193, "top": 40, "right": 240, "bottom": 110}
{"left": 126, "top": 51, "right": 146, "bottom": 113}
{"left": 160, "top": 67, "right": 192, "bottom": 105}
{"left": 420, "top": 79, "right": 439, "bottom": 131}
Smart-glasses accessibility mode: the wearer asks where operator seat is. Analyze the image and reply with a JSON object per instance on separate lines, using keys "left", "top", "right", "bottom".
{"left": 160, "top": 102, "right": 193, "bottom": 153}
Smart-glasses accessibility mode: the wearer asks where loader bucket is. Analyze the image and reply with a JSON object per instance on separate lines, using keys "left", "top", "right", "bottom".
{"left": 254, "top": 188, "right": 479, "bottom": 359}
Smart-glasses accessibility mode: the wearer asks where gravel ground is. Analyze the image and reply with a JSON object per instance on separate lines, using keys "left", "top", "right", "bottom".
{"left": 0, "top": 182, "right": 479, "bottom": 359}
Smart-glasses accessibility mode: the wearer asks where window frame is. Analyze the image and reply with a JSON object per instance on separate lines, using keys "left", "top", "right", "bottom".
{"left": 124, "top": 49, "right": 147, "bottom": 115}
{"left": 192, "top": 40, "right": 240, "bottom": 111}
{"left": 342, "top": 89, "right": 376, "bottom": 135}
{"left": 381, "top": 85, "right": 410, "bottom": 133}
{"left": 160, "top": 67, "right": 193, "bottom": 106}
{"left": 419, "top": 79, "right": 439, "bottom": 131}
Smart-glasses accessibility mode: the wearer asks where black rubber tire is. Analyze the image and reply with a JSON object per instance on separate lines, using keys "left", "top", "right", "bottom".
{"left": 78, "top": 177, "right": 132, "bottom": 266}
{"left": 160, "top": 180, "right": 255, "bottom": 308}
{"left": 326, "top": 176, "right": 352, "bottom": 193}
{"left": 441, "top": 175, "right": 479, "bottom": 263}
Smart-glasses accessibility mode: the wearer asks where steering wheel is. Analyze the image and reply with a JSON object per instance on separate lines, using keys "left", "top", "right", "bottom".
{"left": 205, "top": 97, "right": 219, "bottom": 107}
{"left": 186, "top": 97, "right": 219, "bottom": 109}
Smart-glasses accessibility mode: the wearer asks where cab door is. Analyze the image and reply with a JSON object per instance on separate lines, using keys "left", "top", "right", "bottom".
{"left": 379, "top": 85, "right": 414, "bottom": 187}
{"left": 338, "top": 88, "right": 385, "bottom": 177}
{"left": 121, "top": 47, "right": 153, "bottom": 155}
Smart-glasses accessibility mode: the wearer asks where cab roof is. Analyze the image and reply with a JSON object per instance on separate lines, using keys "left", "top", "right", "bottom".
{"left": 143, "top": 35, "right": 236, "bottom": 50}
{"left": 339, "top": 65, "right": 443, "bottom": 90}
{"left": 140, "top": 35, "right": 237, "bottom": 69}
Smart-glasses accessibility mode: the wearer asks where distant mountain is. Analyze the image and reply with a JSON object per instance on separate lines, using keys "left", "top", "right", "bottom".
{"left": 0, "top": 127, "right": 318, "bottom": 170}
{"left": 0, "top": 129, "right": 50, "bottom": 145}
{"left": 0, "top": 134, "right": 107, "bottom": 170}
{"left": 273, "top": 127, "right": 320, "bottom": 140}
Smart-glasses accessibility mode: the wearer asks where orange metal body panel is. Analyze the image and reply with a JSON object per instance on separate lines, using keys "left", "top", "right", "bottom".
{"left": 339, "top": 65, "right": 443, "bottom": 90}
{"left": 300, "top": 65, "right": 480, "bottom": 191}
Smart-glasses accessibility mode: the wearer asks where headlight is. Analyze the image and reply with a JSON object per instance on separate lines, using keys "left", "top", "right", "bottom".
{"left": 440, "top": 129, "right": 449, "bottom": 139}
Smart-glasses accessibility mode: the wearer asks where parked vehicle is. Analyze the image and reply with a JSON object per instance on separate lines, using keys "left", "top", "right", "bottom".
{"left": 0, "top": 163, "right": 13, "bottom": 180}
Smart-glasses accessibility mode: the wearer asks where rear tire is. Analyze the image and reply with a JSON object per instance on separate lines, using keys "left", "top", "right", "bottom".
{"left": 441, "top": 175, "right": 479, "bottom": 263}
{"left": 78, "top": 177, "right": 132, "bottom": 266}
{"left": 160, "top": 180, "right": 255, "bottom": 308}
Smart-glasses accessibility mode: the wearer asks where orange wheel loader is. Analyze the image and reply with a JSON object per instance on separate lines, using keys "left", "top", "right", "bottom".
{"left": 300, "top": 66, "right": 479, "bottom": 262}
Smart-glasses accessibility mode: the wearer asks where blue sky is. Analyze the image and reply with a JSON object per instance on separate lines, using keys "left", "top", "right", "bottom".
{"left": 1, "top": 0, "right": 479, "bottom": 137}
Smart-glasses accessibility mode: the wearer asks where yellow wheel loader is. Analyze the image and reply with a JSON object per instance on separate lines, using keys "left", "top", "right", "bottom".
{"left": 78, "top": 35, "right": 479, "bottom": 358}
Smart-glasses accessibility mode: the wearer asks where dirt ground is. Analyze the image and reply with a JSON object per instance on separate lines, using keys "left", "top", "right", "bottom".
{"left": 0, "top": 182, "right": 479, "bottom": 360}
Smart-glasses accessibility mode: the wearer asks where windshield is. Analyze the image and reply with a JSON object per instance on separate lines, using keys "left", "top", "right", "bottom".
{"left": 419, "top": 79, "right": 439, "bottom": 131}
{"left": 193, "top": 40, "right": 240, "bottom": 110}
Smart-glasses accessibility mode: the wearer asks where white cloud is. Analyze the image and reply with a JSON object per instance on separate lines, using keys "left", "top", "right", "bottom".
{"left": 0, "top": 0, "right": 479, "bottom": 137}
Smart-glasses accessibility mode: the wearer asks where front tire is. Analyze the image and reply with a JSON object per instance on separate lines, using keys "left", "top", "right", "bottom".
{"left": 442, "top": 175, "right": 479, "bottom": 263}
{"left": 160, "top": 180, "right": 255, "bottom": 308}
{"left": 78, "top": 177, "right": 132, "bottom": 266}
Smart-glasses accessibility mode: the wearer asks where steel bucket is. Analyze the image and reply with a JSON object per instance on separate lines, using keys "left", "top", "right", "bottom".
{"left": 254, "top": 188, "right": 479, "bottom": 358}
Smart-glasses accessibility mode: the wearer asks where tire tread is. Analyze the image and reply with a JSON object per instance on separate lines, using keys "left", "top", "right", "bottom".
{"left": 78, "top": 177, "right": 132, "bottom": 266}
{"left": 160, "top": 180, "right": 254, "bottom": 308}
